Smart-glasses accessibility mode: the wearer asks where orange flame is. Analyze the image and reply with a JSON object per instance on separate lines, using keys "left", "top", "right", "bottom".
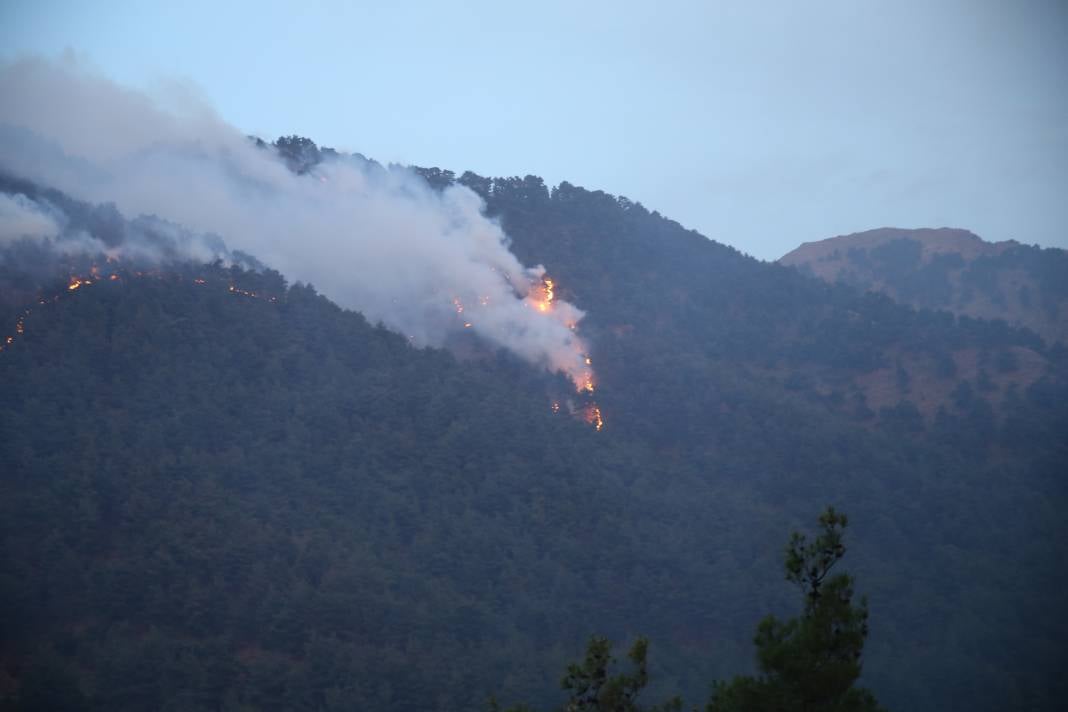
{"left": 3, "top": 269, "right": 289, "bottom": 358}
{"left": 584, "top": 404, "right": 604, "bottom": 431}
{"left": 529, "top": 276, "right": 555, "bottom": 313}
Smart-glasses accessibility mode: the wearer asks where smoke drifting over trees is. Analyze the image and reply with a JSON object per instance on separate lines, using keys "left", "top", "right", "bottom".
{"left": 0, "top": 56, "right": 590, "bottom": 383}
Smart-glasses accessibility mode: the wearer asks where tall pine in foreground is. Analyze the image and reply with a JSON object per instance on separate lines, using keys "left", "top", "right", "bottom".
{"left": 707, "top": 508, "right": 883, "bottom": 712}
{"left": 495, "top": 508, "right": 883, "bottom": 712}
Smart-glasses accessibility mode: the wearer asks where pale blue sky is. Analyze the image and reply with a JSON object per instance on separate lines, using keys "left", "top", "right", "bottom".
{"left": 2, "top": 0, "right": 1066, "bottom": 260}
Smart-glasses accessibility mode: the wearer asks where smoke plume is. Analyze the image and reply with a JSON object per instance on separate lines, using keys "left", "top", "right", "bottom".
{"left": 0, "top": 56, "right": 590, "bottom": 385}
{"left": 0, "top": 192, "right": 62, "bottom": 244}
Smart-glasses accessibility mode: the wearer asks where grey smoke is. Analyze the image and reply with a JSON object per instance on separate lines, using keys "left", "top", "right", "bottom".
{"left": 0, "top": 192, "right": 62, "bottom": 243}
{"left": 0, "top": 179, "right": 240, "bottom": 265}
{"left": 0, "top": 56, "right": 591, "bottom": 386}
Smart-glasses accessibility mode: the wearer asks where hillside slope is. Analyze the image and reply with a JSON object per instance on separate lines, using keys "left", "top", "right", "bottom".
{"left": 780, "top": 227, "right": 1068, "bottom": 345}
{"left": 1, "top": 157, "right": 1067, "bottom": 711}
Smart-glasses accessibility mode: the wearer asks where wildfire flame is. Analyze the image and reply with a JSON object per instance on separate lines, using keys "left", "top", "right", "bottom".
{"left": 6, "top": 265, "right": 609, "bottom": 432}
{"left": 3, "top": 264, "right": 286, "bottom": 356}
{"left": 528, "top": 276, "right": 555, "bottom": 313}
{"left": 584, "top": 404, "right": 604, "bottom": 431}
{"left": 523, "top": 274, "right": 596, "bottom": 388}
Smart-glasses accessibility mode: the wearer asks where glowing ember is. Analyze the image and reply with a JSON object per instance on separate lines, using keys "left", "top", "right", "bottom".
{"left": 228, "top": 284, "right": 259, "bottom": 298}
{"left": 529, "top": 276, "right": 556, "bottom": 313}
{"left": 584, "top": 404, "right": 604, "bottom": 431}
{"left": 7, "top": 267, "right": 606, "bottom": 430}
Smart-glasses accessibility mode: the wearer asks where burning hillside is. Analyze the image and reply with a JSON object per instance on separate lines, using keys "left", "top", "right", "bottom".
{"left": 0, "top": 58, "right": 605, "bottom": 404}
{"left": 2, "top": 263, "right": 606, "bottom": 430}
{"left": 0, "top": 261, "right": 280, "bottom": 354}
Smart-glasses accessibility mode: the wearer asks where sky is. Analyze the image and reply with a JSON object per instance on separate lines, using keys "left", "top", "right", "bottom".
{"left": 1, "top": 0, "right": 1065, "bottom": 261}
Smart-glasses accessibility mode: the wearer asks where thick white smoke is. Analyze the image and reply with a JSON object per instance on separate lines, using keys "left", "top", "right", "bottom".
{"left": 0, "top": 192, "right": 62, "bottom": 243}
{"left": 0, "top": 56, "right": 591, "bottom": 386}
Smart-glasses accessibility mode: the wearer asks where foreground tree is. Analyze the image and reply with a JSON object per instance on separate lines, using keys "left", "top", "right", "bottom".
{"left": 707, "top": 507, "right": 884, "bottom": 712}
{"left": 495, "top": 508, "right": 882, "bottom": 712}
{"left": 491, "top": 636, "right": 682, "bottom": 712}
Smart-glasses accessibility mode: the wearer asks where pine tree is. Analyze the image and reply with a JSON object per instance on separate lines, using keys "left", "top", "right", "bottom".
{"left": 706, "top": 507, "right": 884, "bottom": 712}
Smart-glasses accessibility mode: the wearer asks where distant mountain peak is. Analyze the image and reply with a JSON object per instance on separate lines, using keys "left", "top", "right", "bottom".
{"left": 780, "top": 227, "right": 1065, "bottom": 344}
{"left": 782, "top": 227, "right": 1017, "bottom": 265}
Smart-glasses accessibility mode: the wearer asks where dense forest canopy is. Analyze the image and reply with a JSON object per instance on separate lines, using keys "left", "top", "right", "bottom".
{"left": 1, "top": 138, "right": 1065, "bottom": 711}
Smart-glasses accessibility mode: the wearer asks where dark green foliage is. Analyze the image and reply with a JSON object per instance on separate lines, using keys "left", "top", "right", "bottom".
{"left": 855, "top": 239, "right": 964, "bottom": 308}
{"left": 494, "top": 637, "right": 682, "bottom": 712}
{"left": 1, "top": 164, "right": 1066, "bottom": 711}
{"left": 824, "top": 230, "right": 1067, "bottom": 339}
{"left": 994, "top": 348, "right": 1019, "bottom": 373}
{"left": 707, "top": 509, "right": 883, "bottom": 712}
{"left": 274, "top": 135, "right": 323, "bottom": 174}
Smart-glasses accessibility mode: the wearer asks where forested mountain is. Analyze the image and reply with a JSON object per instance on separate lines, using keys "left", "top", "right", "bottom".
{"left": 1, "top": 142, "right": 1066, "bottom": 711}
{"left": 780, "top": 227, "right": 1068, "bottom": 345}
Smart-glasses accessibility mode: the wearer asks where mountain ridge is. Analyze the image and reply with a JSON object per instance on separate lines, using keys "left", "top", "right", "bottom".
{"left": 779, "top": 226, "right": 1067, "bottom": 345}
{"left": 1, "top": 142, "right": 1066, "bottom": 711}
